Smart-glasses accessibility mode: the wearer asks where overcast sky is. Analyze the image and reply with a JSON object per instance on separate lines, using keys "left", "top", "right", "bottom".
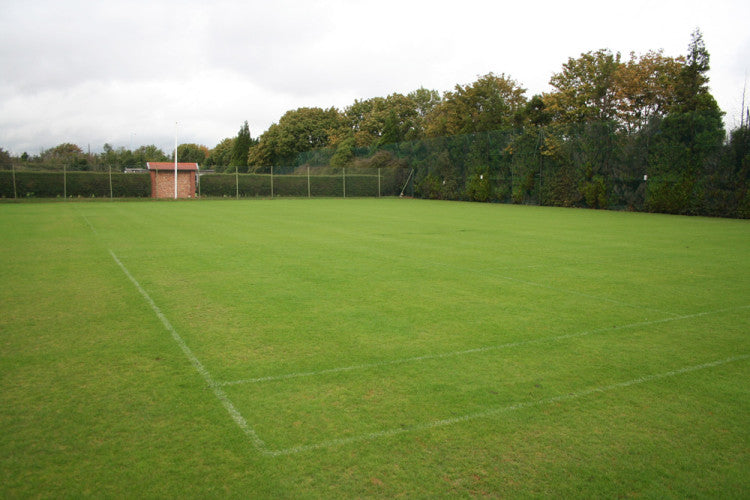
{"left": 1, "top": 0, "right": 748, "bottom": 155}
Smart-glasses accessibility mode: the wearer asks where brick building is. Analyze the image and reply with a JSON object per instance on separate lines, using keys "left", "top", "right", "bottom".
{"left": 147, "top": 162, "right": 199, "bottom": 199}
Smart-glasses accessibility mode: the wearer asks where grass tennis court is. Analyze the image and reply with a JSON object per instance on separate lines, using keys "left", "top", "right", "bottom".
{"left": 1, "top": 198, "right": 748, "bottom": 497}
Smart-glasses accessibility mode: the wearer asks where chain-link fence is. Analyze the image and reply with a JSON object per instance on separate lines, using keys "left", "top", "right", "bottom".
{"left": 0, "top": 169, "right": 150, "bottom": 199}
{"left": 197, "top": 167, "right": 410, "bottom": 198}
{"left": 287, "top": 125, "right": 749, "bottom": 218}
{"left": 0, "top": 167, "right": 412, "bottom": 200}
{"left": 3, "top": 124, "right": 747, "bottom": 218}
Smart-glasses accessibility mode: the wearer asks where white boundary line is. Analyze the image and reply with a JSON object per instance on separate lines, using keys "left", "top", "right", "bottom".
{"left": 108, "top": 250, "right": 269, "bottom": 453}
{"left": 220, "top": 305, "right": 750, "bottom": 386}
{"left": 79, "top": 212, "right": 98, "bottom": 235}
{"left": 264, "top": 354, "right": 749, "bottom": 456}
{"left": 109, "top": 247, "right": 749, "bottom": 457}
{"left": 83, "top": 211, "right": 750, "bottom": 457}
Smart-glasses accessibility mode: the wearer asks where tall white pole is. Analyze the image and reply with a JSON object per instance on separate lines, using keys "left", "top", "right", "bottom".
{"left": 174, "top": 122, "right": 178, "bottom": 199}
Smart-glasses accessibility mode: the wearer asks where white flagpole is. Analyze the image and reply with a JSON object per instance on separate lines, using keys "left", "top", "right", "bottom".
{"left": 174, "top": 122, "right": 178, "bottom": 199}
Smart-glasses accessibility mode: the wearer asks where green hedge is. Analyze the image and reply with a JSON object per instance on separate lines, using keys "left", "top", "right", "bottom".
{"left": 198, "top": 174, "right": 272, "bottom": 197}
{"left": 0, "top": 171, "right": 150, "bottom": 198}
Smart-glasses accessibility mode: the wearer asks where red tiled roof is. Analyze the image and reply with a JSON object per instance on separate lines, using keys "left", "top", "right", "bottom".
{"left": 147, "top": 162, "right": 199, "bottom": 171}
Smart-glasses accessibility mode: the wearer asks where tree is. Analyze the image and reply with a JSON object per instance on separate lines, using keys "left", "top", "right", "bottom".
{"left": 615, "top": 50, "right": 684, "bottom": 132}
{"left": 99, "top": 144, "right": 166, "bottom": 171}
{"left": 133, "top": 145, "right": 168, "bottom": 163}
{"left": 177, "top": 143, "right": 209, "bottom": 164}
{"left": 546, "top": 49, "right": 622, "bottom": 124}
{"left": 341, "top": 94, "right": 419, "bottom": 147}
{"left": 330, "top": 135, "right": 355, "bottom": 168}
{"left": 646, "top": 29, "right": 725, "bottom": 214}
{"left": 408, "top": 87, "right": 441, "bottom": 118}
{"left": 247, "top": 128, "right": 276, "bottom": 170}
{"left": 230, "top": 121, "right": 253, "bottom": 171}
{"left": 42, "top": 143, "right": 89, "bottom": 170}
{"left": 424, "top": 73, "right": 526, "bottom": 136}
{"left": 206, "top": 137, "right": 234, "bottom": 169}
{"left": 406, "top": 87, "right": 441, "bottom": 139}
{"left": 521, "top": 95, "right": 552, "bottom": 127}
{"left": 0, "top": 147, "right": 12, "bottom": 169}
{"left": 673, "top": 29, "right": 711, "bottom": 113}
{"left": 248, "top": 108, "right": 342, "bottom": 169}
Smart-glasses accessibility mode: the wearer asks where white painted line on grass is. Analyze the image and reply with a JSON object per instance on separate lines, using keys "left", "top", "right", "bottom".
{"left": 79, "top": 211, "right": 98, "bottom": 235}
{"left": 220, "top": 305, "right": 750, "bottom": 387}
{"left": 108, "top": 249, "right": 268, "bottom": 453}
{"left": 264, "top": 354, "right": 750, "bottom": 456}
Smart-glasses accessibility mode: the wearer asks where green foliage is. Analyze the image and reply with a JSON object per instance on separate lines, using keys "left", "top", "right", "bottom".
{"left": 416, "top": 174, "right": 441, "bottom": 199}
{"left": 464, "top": 167, "right": 492, "bottom": 202}
{"left": 425, "top": 73, "right": 526, "bottom": 136}
{"left": 342, "top": 94, "right": 420, "bottom": 148}
{"left": 249, "top": 108, "right": 342, "bottom": 170}
{"left": 645, "top": 177, "right": 696, "bottom": 214}
{"left": 230, "top": 121, "right": 253, "bottom": 171}
{"left": 39, "top": 143, "right": 91, "bottom": 171}
{"left": 580, "top": 175, "right": 609, "bottom": 208}
{"left": 643, "top": 30, "right": 725, "bottom": 214}
{"left": 673, "top": 29, "right": 711, "bottom": 114}
{"left": 177, "top": 143, "right": 208, "bottom": 165}
{"left": 99, "top": 143, "right": 168, "bottom": 170}
{"left": 206, "top": 137, "right": 234, "bottom": 169}
{"left": 547, "top": 50, "right": 621, "bottom": 123}
{"left": 616, "top": 50, "right": 684, "bottom": 131}
{"left": 0, "top": 147, "right": 11, "bottom": 169}
{"left": 522, "top": 95, "right": 552, "bottom": 127}
{"left": 330, "top": 136, "right": 355, "bottom": 168}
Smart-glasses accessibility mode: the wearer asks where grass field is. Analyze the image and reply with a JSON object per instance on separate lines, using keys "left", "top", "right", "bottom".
{"left": 1, "top": 198, "right": 749, "bottom": 497}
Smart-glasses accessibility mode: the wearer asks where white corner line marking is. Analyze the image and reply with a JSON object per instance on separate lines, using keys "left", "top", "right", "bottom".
{"left": 265, "top": 354, "right": 750, "bottom": 456}
{"left": 220, "top": 305, "right": 750, "bottom": 387}
{"left": 108, "top": 249, "right": 268, "bottom": 453}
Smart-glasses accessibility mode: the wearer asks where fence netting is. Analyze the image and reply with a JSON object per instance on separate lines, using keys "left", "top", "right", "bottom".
{"left": 0, "top": 168, "right": 411, "bottom": 200}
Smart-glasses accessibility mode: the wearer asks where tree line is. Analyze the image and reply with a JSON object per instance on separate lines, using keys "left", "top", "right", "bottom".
{"left": 2, "top": 29, "right": 748, "bottom": 216}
